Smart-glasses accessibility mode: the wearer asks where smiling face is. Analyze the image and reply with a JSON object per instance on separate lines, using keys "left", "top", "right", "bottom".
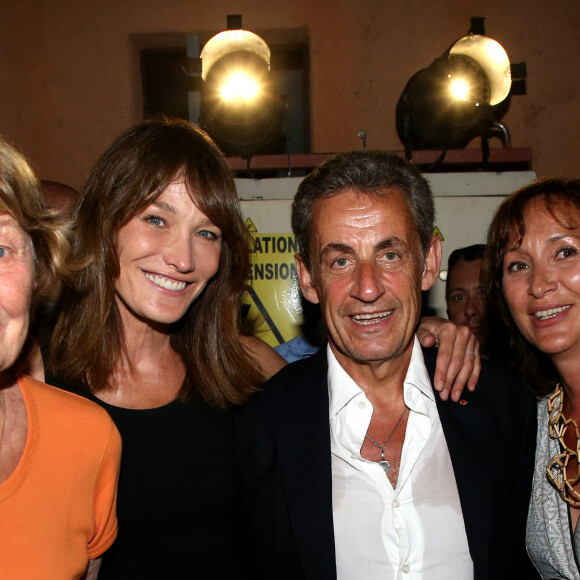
{"left": 0, "top": 213, "right": 35, "bottom": 371}
{"left": 446, "top": 258, "right": 488, "bottom": 343}
{"left": 114, "top": 179, "right": 222, "bottom": 330}
{"left": 296, "top": 188, "right": 440, "bottom": 374}
{"left": 502, "top": 196, "right": 580, "bottom": 366}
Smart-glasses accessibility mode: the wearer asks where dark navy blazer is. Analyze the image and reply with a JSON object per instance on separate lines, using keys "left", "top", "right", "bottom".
{"left": 235, "top": 347, "right": 539, "bottom": 580}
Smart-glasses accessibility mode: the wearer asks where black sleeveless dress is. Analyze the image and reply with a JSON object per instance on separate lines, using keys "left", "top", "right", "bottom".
{"left": 46, "top": 376, "right": 252, "bottom": 579}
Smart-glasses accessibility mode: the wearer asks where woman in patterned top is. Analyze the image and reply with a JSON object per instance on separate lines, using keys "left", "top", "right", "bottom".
{"left": 484, "top": 177, "right": 580, "bottom": 579}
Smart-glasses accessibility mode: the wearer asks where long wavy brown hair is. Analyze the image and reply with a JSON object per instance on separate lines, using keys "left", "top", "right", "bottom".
{"left": 47, "top": 118, "right": 261, "bottom": 408}
{"left": 482, "top": 177, "right": 580, "bottom": 396}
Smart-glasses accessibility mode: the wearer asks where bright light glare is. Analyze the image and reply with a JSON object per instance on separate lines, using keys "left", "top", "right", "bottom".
{"left": 450, "top": 79, "right": 469, "bottom": 101}
{"left": 220, "top": 73, "right": 259, "bottom": 100}
{"left": 227, "top": 30, "right": 244, "bottom": 41}
{"left": 486, "top": 41, "right": 507, "bottom": 63}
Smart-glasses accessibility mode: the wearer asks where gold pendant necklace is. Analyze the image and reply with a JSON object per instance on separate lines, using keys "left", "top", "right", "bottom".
{"left": 547, "top": 383, "right": 580, "bottom": 507}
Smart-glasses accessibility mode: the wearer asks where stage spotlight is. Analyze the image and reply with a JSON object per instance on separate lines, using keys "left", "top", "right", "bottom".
{"left": 396, "top": 19, "right": 524, "bottom": 160}
{"left": 200, "top": 16, "right": 285, "bottom": 159}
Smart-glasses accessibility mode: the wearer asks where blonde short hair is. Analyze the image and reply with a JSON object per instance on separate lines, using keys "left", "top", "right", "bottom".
{"left": 0, "top": 137, "right": 71, "bottom": 302}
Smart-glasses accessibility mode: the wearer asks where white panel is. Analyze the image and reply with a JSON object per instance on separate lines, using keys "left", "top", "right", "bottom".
{"left": 430, "top": 196, "right": 503, "bottom": 317}
{"left": 237, "top": 177, "right": 304, "bottom": 200}
{"left": 240, "top": 199, "right": 292, "bottom": 232}
{"left": 237, "top": 172, "right": 537, "bottom": 200}
{"left": 426, "top": 171, "right": 537, "bottom": 197}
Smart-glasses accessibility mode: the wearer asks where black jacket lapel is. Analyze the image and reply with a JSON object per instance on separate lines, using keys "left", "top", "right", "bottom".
{"left": 269, "top": 349, "right": 337, "bottom": 579}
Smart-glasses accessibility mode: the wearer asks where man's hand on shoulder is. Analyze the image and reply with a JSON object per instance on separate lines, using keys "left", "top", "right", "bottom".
{"left": 417, "top": 317, "right": 481, "bottom": 402}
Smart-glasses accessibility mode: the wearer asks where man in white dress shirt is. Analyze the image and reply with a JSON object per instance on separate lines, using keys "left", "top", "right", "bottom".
{"left": 235, "top": 151, "right": 538, "bottom": 580}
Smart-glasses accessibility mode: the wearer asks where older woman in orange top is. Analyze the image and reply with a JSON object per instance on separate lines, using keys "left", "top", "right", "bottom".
{"left": 0, "top": 137, "right": 121, "bottom": 580}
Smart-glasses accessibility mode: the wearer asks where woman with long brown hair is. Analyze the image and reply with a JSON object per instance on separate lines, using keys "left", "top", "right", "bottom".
{"left": 46, "top": 118, "right": 285, "bottom": 578}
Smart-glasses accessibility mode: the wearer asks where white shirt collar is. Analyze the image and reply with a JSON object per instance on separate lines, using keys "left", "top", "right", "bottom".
{"left": 328, "top": 336, "right": 434, "bottom": 421}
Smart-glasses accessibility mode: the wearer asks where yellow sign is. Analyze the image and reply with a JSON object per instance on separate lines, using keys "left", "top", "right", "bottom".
{"left": 241, "top": 232, "right": 303, "bottom": 347}
{"left": 245, "top": 217, "right": 258, "bottom": 233}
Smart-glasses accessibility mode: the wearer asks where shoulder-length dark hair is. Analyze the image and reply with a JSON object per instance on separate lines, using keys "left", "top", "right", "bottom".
{"left": 48, "top": 118, "right": 261, "bottom": 408}
{"left": 482, "top": 177, "right": 580, "bottom": 395}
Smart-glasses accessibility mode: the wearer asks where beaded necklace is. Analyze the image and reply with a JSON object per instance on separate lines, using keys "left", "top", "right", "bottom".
{"left": 547, "top": 383, "right": 580, "bottom": 507}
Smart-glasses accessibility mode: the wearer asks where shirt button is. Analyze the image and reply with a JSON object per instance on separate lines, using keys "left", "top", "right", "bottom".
{"left": 358, "top": 401, "right": 366, "bottom": 409}
{"left": 402, "top": 564, "right": 410, "bottom": 574}
{"left": 393, "top": 500, "right": 400, "bottom": 508}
